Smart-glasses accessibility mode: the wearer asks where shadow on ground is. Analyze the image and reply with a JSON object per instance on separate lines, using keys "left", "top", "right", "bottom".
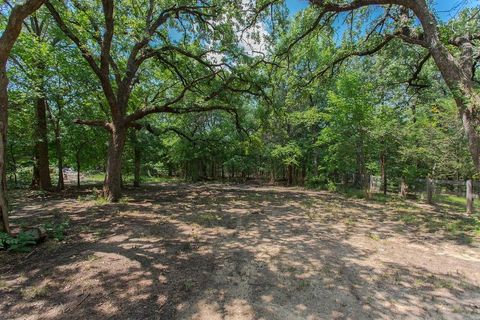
{"left": 1, "top": 183, "right": 479, "bottom": 319}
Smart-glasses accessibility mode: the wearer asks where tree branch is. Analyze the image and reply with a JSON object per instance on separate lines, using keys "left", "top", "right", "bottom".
{"left": 407, "top": 53, "right": 431, "bottom": 89}
{"left": 73, "top": 118, "right": 110, "bottom": 130}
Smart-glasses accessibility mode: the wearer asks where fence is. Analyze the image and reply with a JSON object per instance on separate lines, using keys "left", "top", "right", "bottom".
{"left": 369, "top": 176, "right": 480, "bottom": 198}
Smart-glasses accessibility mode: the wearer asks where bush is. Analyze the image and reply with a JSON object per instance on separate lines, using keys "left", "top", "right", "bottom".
{"left": 305, "top": 176, "right": 325, "bottom": 188}
{"left": 44, "top": 219, "right": 70, "bottom": 241}
{"left": 327, "top": 180, "right": 337, "bottom": 192}
{"left": 0, "top": 219, "right": 70, "bottom": 252}
{"left": 0, "top": 231, "right": 37, "bottom": 252}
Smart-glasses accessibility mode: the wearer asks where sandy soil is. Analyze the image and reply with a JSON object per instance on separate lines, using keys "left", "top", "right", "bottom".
{"left": 0, "top": 183, "right": 479, "bottom": 320}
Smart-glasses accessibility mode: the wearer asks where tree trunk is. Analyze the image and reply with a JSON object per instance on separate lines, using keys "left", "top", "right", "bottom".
{"left": 133, "top": 145, "right": 141, "bottom": 187}
{"left": 10, "top": 144, "right": 17, "bottom": 187}
{"left": 287, "top": 164, "right": 293, "bottom": 186}
{"left": 380, "top": 150, "right": 387, "bottom": 195}
{"left": 0, "top": 0, "right": 46, "bottom": 234}
{"left": 0, "top": 68, "right": 9, "bottom": 234}
{"left": 103, "top": 126, "right": 126, "bottom": 201}
{"left": 31, "top": 160, "right": 40, "bottom": 188}
{"left": 210, "top": 161, "right": 215, "bottom": 180}
{"left": 54, "top": 125, "right": 64, "bottom": 190}
{"left": 400, "top": 178, "right": 408, "bottom": 198}
{"left": 412, "top": 1, "right": 480, "bottom": 175}
{"left": 34, "top": 97, "right": 52, "bottom": 190}
{"left": 426, "top": 177, "right": 434, "bottom": 204}
{"left": 364, "top": 174, "right": 371, "bottom": 199}
{"left": 76, "top": 150, "right": 81, "bottom": 188}
{"left": 466, "top": 179, "right": 474, "bottom": 215}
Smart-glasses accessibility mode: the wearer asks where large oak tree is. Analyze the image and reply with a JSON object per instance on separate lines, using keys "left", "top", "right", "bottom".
{"left": 46, "top": 0, "right": 255, "bottom": 201}
{"left": 283, "top": 0, "right": 480, "bottom": 174}
{"left": 0, "top": 0, "right": 46, "bottom": 233}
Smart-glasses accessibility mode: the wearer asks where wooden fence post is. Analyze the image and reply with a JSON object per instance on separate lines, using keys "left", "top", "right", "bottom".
{"left": 400, "top": 178, "right": 408, "bottom": 198}
{"left": 426, "top": 177, "right": 434, "bottom": 204}
{"left": 466, "top": 179, "right": 474, "bottom": 215}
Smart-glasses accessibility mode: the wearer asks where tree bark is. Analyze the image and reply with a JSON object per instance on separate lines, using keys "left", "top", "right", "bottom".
{"left": 9, "top": 144, "right": 17, "bottom": 187}
{"left": 103, "top": 126, "right": 126, "bottom": 201}
{"left": 426, "top": 177, "right": 434, "bottom": 204}
{"left": 48, "top": 98, "right": 64, "bottom": 190}
{"left": 400, "top": 178, "right": 408, "bottom": 198}
{"left": 76, "top": 150, "right": 81, "bottom": 188}
{"left": 287, "top": 164, "right": 293, "bottom": 186}
{"left": 380, "top": 150, "right": 387, "bottom": 195}
{"left": 34, "top": 97, "right": 52, "bottom": 191}
{"left": 0, "top": 68, "right": 9, "bottom": 233}
{"left": 133, "top": 145, "right": 141, "bottom": 188}
{"left": 31, "top": 160, "right": 40, "bottom": 188}
{"left": 54, "top": 125, "right": 64, "bottom": 190}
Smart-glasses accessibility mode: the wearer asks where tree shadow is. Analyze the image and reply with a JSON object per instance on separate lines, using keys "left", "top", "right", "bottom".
{"left": 0, "top": 183, "right": 479, "bottom": 319}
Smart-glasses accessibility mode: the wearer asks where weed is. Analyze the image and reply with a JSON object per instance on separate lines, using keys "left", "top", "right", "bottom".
{"left": 85, "top": 254, "right": 100, "bottom": 262}
{"left": 94, "top": 197, "right": 109, "bottom": 206}
{"left": 118, "top": 197, "right": 131, "bottom": 204}
{"left": 399, "top": 213, "right": 418, "bottom": 225}
{"left": 287, "top": 266, "right": 297, "bottom": 273}
{"left": 182, "top": 279, "right": 194, "bottom": 291}
{"left": 21, "top": 285, "right": 50, "bottom": 300}
{"left": 368, "top": 232, "right": 380, "bottom": 241}
{"left": 345, "top": 218, "right": 356, "bottom": 226}
{"left": 296, "top": 279, "right": 310, "bottom": 290}
{"left": 195, "top": 212, "right": 223, "bottom": 226}
{"left": 43, "top": 219, "right": 70, "bottom": 241}
{"left": 0, "top": 232, "right": 37, "bottom": 252}
{"left": 0, "top": 280, "right": 7, "bottom": 289}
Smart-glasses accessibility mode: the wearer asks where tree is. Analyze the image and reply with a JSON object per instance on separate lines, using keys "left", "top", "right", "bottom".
{"left": 295, "top": 0, "right": 480, "bottom": 175}
{"left": 46, "top": 0, "right": 252, "bottom": 201}
{"left": 0, "top": 0, "right": 46, "bottom": 234}
{"left": 317, "top": 71, "right": 375, "bottom": 188}
{"left": 9, "top": 9, "right": 60, "bottom": 190}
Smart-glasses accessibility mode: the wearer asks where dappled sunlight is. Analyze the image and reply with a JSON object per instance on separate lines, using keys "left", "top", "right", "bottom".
{"left": 1, "top": 183, "right": 479, "bottom": 319}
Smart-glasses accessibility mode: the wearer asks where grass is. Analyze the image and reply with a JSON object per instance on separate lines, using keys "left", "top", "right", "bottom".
{"left": 182, "top": 279, "right": 195, "bottom": 292}
{"left": 21, "top": 285, "right": 50, "bottom": 300}
{"left": 319, "top": 186, "right": 480, "bottom": 243}
{"left": 0, "top": 280, "right": 7, "bottom": 289}
{"left": 434, "top": 194, "right": 466, "bottom": 208}
{"left": 296, "top": 279, "right": 311, "bottom": 290}
{"left": 94, "top": 197, "right": 109, "bottom": 206}
{"left": 368, "top": 232, "right": 380, "bottom": 241}
{"left": 85, "top": 254, "right": 100, "bottom": 262}
{"left": 194, "top": 212, "right": 223, "bottom": 226}
{"left": 391, "top": 197, "right": 480, "bottom": 242}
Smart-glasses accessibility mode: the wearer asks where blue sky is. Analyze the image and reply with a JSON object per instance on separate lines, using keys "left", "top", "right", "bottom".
{"left": 285, "top": 0, "right": 480, "bottom": 21}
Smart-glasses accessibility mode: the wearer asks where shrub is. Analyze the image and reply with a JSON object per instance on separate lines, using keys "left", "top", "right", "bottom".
{"left": 0, "top": 231, "right": 37, "bottom": 252}
{"left": 327, "top": 180, "right": 337, "bottom": 192}
{"left": 43, "top": 219, "right": 70, "bottom": 241}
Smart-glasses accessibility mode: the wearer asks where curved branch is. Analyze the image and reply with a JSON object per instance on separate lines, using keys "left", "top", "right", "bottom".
{"left": 74, "top": 118, "right": 110, "bottom": 130}
{"left": 407, "top": 53, "right": 431, "bottom": 89}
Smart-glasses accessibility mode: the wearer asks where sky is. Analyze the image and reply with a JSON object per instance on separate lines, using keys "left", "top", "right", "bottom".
{"left": 285, "top": 0, "right": 480, "bottom": 21}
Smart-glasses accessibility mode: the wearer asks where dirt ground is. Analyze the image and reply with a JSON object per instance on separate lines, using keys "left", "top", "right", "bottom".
{"left": 0, "top": 183, "right": 479, "bottom": 320}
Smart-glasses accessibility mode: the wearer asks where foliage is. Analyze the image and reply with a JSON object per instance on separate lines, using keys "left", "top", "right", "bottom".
{"left": 43, "top": 220, "right": 70, "bottom": 241}
{"left": 0, "top": 232, "right": 37, "bottom": 253}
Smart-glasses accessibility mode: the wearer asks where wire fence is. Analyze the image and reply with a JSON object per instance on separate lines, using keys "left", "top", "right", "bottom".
{"left": 369, "top": 176, "right": 479, "bottom": 198}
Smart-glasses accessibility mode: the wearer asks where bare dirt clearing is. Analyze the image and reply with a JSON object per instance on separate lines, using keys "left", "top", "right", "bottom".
{"left": 1, "top": 183, "right": 479, "bottom": 319}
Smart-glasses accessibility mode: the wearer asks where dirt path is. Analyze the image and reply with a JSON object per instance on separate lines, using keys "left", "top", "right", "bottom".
{"left": 1, "top": 183, "right": 479, "bottom": 319}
